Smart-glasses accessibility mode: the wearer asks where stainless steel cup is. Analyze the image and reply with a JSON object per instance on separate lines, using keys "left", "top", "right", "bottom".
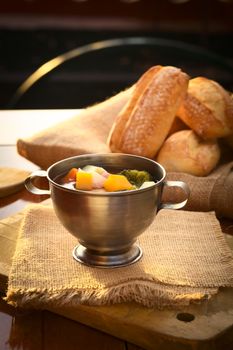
{"left": 25, "top": 153, "right": 190, "bottom": 268}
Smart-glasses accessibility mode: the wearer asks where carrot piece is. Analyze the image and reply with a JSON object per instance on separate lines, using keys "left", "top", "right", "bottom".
{"left": 63, "top": 168, "right": 78, "bottom": 182}
{"left": 76, "top": 172, "right": 93, "bottom": 190}
{"left": 103, "top": 174, "right": 133, "bottom": 192}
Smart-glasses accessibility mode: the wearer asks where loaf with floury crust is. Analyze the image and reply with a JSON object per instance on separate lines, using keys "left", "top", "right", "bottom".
{"left": 157, "top": 130, "right": 221, "bottom": 177}
{"left": 107, "top": 65, "right": 189, "bottom": 158}
{"left": 177, "top": 77, "right": 233, "bottom": 139}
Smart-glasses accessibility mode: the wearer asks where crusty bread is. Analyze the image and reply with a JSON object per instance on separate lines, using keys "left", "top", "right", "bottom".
{"left": 177, "top": 77, "right": 233, "bottom": 139}
{"left": 225, "top": 134, "right": 233, "bottom": 150}
{"left": 224, "top": 94, "right": 233, "bottom": 149}
{"left": 167, "top": 116, "right": 188, "bottom": 137}
{"left": 108, "top": 65, "right": 189, "bottom": 158}
{"left": 157, "top": 130, "right": 221, "bottom": 176}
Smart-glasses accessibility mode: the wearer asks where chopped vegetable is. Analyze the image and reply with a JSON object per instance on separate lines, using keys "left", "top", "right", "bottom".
{"left": 82, "top": 165, "right": 109, "bottom": 178}
{"left": 118, "top": 169, "right": 152, "bottom": 187}
{"left": 139, "top": 181, "right": 156, "bottom": 189}
{"left": 63, "top": 168, "right": 78, "bottom": 182}
{"left": 76, "top": 171, "right": 92, "bottom": 190}
{"left": 91, "top": 171, "right": 106, "bottom": 188}
{"left": 61, "top": 164, "right": 154, "bottom": 192}
{"left": 104, "top": 174, "right": 134, "bottom": 192}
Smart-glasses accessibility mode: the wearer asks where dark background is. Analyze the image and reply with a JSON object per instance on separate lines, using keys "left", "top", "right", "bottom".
{"left": 0, "top": 0, "right": 233, "bottom": 109}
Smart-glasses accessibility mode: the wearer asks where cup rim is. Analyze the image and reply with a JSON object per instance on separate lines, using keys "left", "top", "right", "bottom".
{"left": 47, "top": 153, "right": 166, "bottom": 196}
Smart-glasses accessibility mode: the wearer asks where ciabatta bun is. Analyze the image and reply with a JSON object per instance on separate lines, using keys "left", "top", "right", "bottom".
{"left": 157, "top": 129, "right": 221, "bottom": 176}
{"left": 177, "top": 77, "right": 233, "bottom": 139}
{"left": 108, "top": 65, "right": 189, "bottom": 158}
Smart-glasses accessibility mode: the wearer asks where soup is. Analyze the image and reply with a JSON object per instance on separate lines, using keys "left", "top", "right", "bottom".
{"left": 55, "top": 165, "right": 156, "bottom": 192}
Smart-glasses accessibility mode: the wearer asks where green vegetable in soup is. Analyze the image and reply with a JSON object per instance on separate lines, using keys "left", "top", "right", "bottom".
{"left": 118, "top": 169, "right": 153, "bottom": 187}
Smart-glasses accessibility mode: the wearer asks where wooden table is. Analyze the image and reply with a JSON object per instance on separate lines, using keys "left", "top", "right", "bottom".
{"left": 1, "top": 110, "right": 233, "bottom": 350}
{"left": 0, "top": 109, "right": 142, "bottom": 350}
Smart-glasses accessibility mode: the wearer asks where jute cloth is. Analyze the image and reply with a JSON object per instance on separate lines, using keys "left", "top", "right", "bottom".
{"left": 165, "top": 161, "right": 233, "bottom": 219}
{"left": 16, "top": 89, "right": 233, "bottom": 219}
{"left": 17, "top": 87, "right": 134, "bottom": 169}
{"left": 6, "top": 205, "right": 233, "bottom": 309}
{"left": 0, "top": 211, "right": 24, "bottom": 289}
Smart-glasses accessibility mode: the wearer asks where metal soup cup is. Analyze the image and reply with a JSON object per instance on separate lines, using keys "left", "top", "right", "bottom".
{"left": 25, "top": 153, "right": 190, "bottom": 268}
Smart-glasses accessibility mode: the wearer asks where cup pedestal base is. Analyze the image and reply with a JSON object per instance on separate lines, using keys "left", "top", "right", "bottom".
{"left": 72, "top": 244, "right": 142, "bottom": 268}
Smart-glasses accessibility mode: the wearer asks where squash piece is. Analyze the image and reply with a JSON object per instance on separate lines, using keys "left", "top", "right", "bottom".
{"left": 104, "top": 174, "right": 133, "bottom": 192}
{"left": 76, "top": 172, "right": 92, "bottom": 190}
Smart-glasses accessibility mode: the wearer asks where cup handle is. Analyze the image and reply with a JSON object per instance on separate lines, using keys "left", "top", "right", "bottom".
{"left": 160, "top": 180, "right": 190, "bottom": 210}
{"left": 25, "top": 170, "right": 51, "bottom": 195}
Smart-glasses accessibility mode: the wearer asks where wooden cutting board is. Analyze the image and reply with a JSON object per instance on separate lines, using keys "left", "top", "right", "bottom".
{"left": 0, "top": 167, "right": 30, "bottom": 197}
{"left": 1, "top": 213, "right": 233, "bottom": 350}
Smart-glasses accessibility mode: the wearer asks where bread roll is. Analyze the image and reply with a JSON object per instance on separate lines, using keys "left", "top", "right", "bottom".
{"left": 167, "top": 117, "right": 188, "bottom": 137}
{"left": 224, "top": 94, "right": 233, "bottom": 149}
{"left": 157, "top": 130, "right": 221, "bottom": 176}
{"left": 225, "top": 134, "right": 233, "bottom": 150}
{"left": 108, "top": 65, "right": 189, "bottom": 158}
{"left": 177, "top": 77, "right": 233, "bottom": 139}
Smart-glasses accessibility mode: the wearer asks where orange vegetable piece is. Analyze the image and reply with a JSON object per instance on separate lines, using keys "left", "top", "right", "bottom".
{"left": 63, "top": 168, "right": 78, "bottom": 182}
{"left": 76, "top": 171, "right": 93, "bottom": 190}
{"left": 103, "top": 174, "right": 133, "bottom": 192}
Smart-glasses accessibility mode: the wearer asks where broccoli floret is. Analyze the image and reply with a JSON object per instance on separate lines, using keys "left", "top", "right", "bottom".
{"left": 118, "top": 169, "right": 153, "bottom": 187}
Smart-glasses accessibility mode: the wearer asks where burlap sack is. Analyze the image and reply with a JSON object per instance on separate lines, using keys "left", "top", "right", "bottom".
{"left": 17, "top": 87, "right": 134, "bottom": 169}
{"left": 0, "top": 212, "right": 24, "bottom": 290}
{"left": 17, "top": 88, "right": 233, "bottom": 219}
{"left": 165, "top": 161, "right": 233, "bottom": 219}
{"left": 5, "top": 205, "right": 233, "bottom": 309}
